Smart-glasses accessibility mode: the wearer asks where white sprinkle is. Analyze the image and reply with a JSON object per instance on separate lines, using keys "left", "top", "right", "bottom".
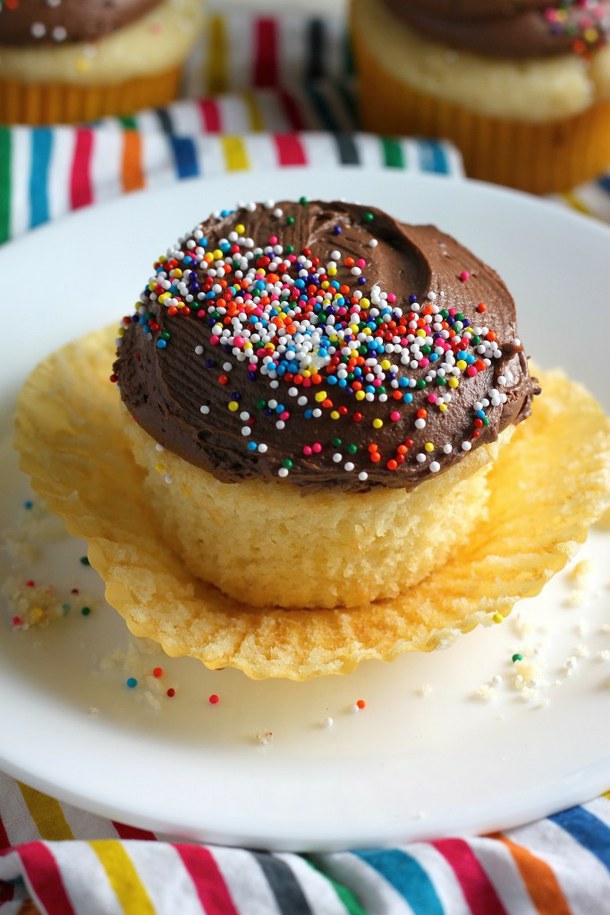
{"left": 429, "top": 461, "right": 441, "bottom": 473}
{"left": 52, "top": 26, "right": 67, "bottom": 41}
{"left": 194, "top": 345, "right": 204, "bottom": 355}
{"left": 344, "top": 462, "right": 355, "bottom": 472}
{"left": 278, "top": 467, "right": 289, "bottom": 478}
{"left": 241, "top": 426, "right": 252, "bottom": 436}
{"left": 164, "top": 474, "right": 172, "bottom": 485}
{"left": 368, "top": 239, "right": 378, "bottom": 248}
{"left": 414, "top": 418, "right": 426, "bottom": 430}
{"left": 462, "top": 441, "right": 472, "bottom": 452}
{"left": 323, "top": 717, "right": 334, "bottom": 729}
{"left": 358, "top": 471, "right": 368, "bottom": 482}
{"left": 31, "top": 22, "right": 46, "bottom": 38}
{"left": 155, "top": 443, "right": 164, "bottom": 451}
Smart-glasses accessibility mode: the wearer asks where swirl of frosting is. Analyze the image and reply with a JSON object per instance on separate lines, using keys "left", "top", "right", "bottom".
{"left": 114, "top": 200, "right": 538, "bottom": 493}
{"left": 0, "top": 0, "right": 163, "bottom": 46}
{"left": 380, "top": 0, "right": 610, "bottom": 57}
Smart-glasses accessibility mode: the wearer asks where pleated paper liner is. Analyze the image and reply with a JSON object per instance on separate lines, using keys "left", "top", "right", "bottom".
{"left": 0, "top": 68, "right": 181, "bottom": 125}
{"left": 353, "top": 29, "right": 610, "bottom": 196}
{"left": 14, "top": 326, "right": 610, "bottom": 680}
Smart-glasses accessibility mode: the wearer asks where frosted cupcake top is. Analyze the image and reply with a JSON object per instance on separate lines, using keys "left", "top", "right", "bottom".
{"left": 113, "top": 200, "right": 539, "bottom": 492}
{"left": 381, "top": 0, "right": 610, "bottom": 57}
{"left": 0, "top": 0, "right": 162, "bottom": 46}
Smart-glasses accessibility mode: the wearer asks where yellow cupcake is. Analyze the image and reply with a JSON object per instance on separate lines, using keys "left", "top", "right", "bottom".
{"left": 0, "top": 0, "right": 205, "bottom": 124}
{"left": 351, "top": 0, "right": 610, "bottom": 194}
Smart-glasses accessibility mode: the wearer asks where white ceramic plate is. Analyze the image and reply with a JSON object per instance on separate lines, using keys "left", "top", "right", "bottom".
{"left": 0, "top": 168, "right": 609, "bottom": 852}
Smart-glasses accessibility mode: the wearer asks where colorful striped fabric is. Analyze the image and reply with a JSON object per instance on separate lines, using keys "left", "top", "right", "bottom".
{"left": 1, "top": 775, "right": 609, "bottom": 914}
{"left": 0, "top": 111, "right": 463, "bottom": 245}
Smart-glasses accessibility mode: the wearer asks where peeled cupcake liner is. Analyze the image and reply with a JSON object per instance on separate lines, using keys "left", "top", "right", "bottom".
{"left": 352, "top": 28, "right": 610, "bottom": 196}
{"left": 14, "top": 325, "right": 610, "bottom": 680}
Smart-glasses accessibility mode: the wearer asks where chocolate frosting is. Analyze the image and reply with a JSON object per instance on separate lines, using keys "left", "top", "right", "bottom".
{"left": 380, "top": 0, "right": 610, "bottom": 58}
{"left": 114, "top": 200, "right": 539, "bottom": 493}
{"left": 0, "top": 0, "right": 162, "bottom": 46}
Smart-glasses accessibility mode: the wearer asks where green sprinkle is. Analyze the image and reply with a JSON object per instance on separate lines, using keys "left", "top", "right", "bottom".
{"left": 285, "top": 244, "right": 294, "bottom": 254}
{"left": 80, "top": 556, "right": 90, "bottom": 567}
{"left": 332, "top": 437, "right": 343, "bottom": 447}
{"left": 363, "top": 212, "right": 374, "bottom": 223}
{"left": 286, "top": 216, "right": 295, "bottom": 225}
{"left": 347, "top": 443, "right": 358, "bottom": 455}
{"left": 512, "top": 653, "right": 523, "bottom": 663}
{"left": 299, "top": 196, "right": 308, "bottom": 206}
{"left": 282, "top": 458, "right": 293, "bottom": 469}
{"left": 81, "top": 606, "right": 91, "bottom": 616}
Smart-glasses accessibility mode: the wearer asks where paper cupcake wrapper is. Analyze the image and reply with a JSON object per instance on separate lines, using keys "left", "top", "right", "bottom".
{"left": 14, "top": 326, "right": 610, "bottom": 680}
{"left": 353, "top": 31, "right": 610, "bottom": 195}
{"left": 0, "top": 68, "right": 181, "bottom": 125}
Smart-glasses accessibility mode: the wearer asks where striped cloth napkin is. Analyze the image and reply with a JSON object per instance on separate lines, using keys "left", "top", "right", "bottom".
{"left": 1, "top": 2, "right": 609, "bottom": 914}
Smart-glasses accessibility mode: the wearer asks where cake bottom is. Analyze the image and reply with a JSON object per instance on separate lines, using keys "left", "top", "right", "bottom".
{"left": 125, "top": 415, "right": 508, "bottom": 610}
{"left": 14, "top": 326, "right": 610, "bottom": 679}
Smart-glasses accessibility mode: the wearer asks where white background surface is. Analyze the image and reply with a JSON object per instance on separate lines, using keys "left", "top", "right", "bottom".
{"left": 0, "top": 168, "right": 609, "bottom": 850}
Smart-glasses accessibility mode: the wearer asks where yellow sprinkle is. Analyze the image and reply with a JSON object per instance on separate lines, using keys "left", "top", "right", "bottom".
{"left": 584, "top": 27, "right": 598, "bottom": 43}
{"left": 492, "top": 612, "right": 504, "bottom": 624}
{"left": 349, "top": 324, "right": 359, "bottom": 334}
{"left": 204, "top": 252, "right": 214, "bottom": 263}
{"left": 228, "top": 401, "right": 239, "bottom": 412}
{"left": 380, "top": 359, "right": 391, "bottom": 370}
{"left": 148, "top": 281, "right": 156, "bottom": 291}
{"left": 417, "top": 329, "right": 426, "bottom": 337}
{"left": 321, "top": 281, "right": 330, "bottom": 290}
{"left": 355, "top": 390, "right": 365, "bottom": 401}
{"left": 158, "top": 292, "right": 170, "bottom": 304}
{"left": 328, "top": 266, "right": 337, "bottom": 277}
{"left": 448, "top": 377, "right": 459, "bottom": 389}
{"left": 235, "top": 223, "right": 245, "bottom": 234}
{"left": 170, "top": 268, "right": 183, "bottom": 278}
{"left": 302, "top": 369, "right": 311, "bottom": 377}
{"left": 439, "top": 403, "right": 448, "bottom": 413}
{"left": 30, "top": 607, "right": 43, "bottom": 622}
{"left": 118, "top": 327, "right": 125, "bottom": 337}
{"left": 456, "top": 360, "right": 467, "bottom": 371}
{"left": 362, "top": 327, "right": 371, "bottom": 336}
{"left": 213, "top": 249, "right": 223, "bottom": 260}
{"left": 330, "top": 411, "right": 340, "bottom": 420}
{"left": 75, "top": 58, "right": 91, "bottom": 73}
{"left": 360, "top": 298, "right": 370, "bottom": 308}
{"left": 315, "top": 391, "right": 327, "bottom": 403}
{"left": 372, "top": 418, "right": 383, "bottom": 429}
{"left": 424, "top": 442, "right": 434, "bottom": 453}
{"left": 155, "top": 463, "right": 165, "bottom": 474}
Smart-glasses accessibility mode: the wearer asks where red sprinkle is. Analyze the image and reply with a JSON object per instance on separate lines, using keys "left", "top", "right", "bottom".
{"left": 153, "top": 667, "right": 164, "bottom": 678}
{"left": 208, "top": 694, "right": 220, "bottom": 705}
{"left": 166, "top": 688, "right": 176, "bottom": 698}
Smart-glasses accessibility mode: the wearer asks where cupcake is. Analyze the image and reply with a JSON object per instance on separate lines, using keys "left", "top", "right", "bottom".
{"left": 112, "top": 200, "right": 539, "bottom": 610}
{"left": 14, "top": 200, "right": 610, "bottom": 679}
{"left": 351, "top": 0, "right": 610, "bottom": 194}
{"left": 0, "top": 0, "right": 205, "bottom": 125}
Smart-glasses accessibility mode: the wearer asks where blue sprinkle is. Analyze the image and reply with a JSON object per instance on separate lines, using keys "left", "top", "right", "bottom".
{"left": 23, "top": 500, "right": 33, "bottom": 510}
{"left": 156, "top": 339, "right": 167, "bottom": 349}
{"left": 126, "top": 677, "right": 138, "bottom": 689}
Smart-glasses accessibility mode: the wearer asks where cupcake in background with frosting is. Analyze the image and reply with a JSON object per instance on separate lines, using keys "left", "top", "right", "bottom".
{"left": 351, "top": 0, "right": 610, "bottom": 194}
{"left": 0, "top": 0, "right": 205, "bottom": 125}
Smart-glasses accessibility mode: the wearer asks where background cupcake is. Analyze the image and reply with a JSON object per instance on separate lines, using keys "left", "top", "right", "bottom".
{"left": 351, "top": 0, "right": 610, "bottom": 194}
{"left": 0, "top": 0, "right": 205, "bottom": 125}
